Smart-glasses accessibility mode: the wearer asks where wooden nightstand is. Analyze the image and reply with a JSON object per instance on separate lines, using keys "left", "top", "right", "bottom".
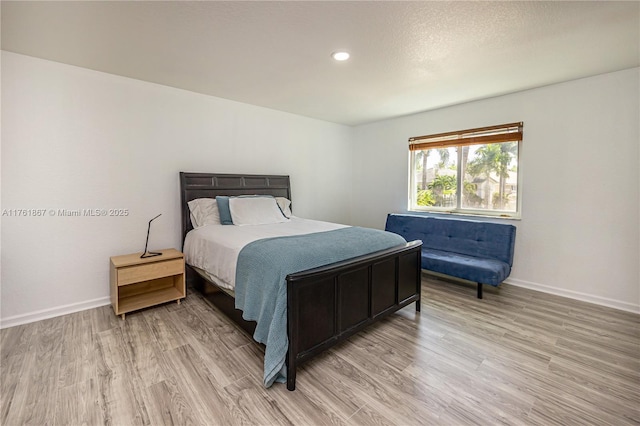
{"left": 110, "top": 248, "right": 185, "bottom": 320}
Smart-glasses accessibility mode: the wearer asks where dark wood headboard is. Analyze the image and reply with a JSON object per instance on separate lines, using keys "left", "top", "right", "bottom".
{"left": 179, "top": 172, "right": 291, "bottom": 244}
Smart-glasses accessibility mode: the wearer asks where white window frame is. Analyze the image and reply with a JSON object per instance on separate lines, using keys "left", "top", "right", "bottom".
{"left": 408, "top": 122, "right": 523, "bottom": 219}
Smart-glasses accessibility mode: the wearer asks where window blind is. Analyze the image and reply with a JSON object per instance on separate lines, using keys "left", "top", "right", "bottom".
{"left": 409, "top": 122, "right": 523, "bottom": 151}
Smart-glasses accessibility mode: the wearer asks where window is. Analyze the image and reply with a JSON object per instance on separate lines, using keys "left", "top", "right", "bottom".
{"left": 409, "top": 122, "right": 522, "bottom": 218}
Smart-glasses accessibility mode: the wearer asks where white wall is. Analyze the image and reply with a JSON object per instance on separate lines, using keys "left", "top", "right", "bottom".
{"left": 352, "top": 68, "right": 640, "bottom": 313}
{"left": 1, "top": 52, "right": 354, "bottom": 326}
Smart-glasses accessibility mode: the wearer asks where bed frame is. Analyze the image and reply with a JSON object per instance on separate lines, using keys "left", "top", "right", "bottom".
{"left": 180, "top": 172, "right": 422, "bottom": 390}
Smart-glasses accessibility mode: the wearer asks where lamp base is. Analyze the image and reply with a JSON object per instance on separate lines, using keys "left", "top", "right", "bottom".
{"left": 140, "top": 251, "right": 162, "bottom": 259}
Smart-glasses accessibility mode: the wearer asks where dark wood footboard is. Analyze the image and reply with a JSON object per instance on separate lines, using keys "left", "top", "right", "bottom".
{"left": 285, "top": 240, "right": 422, "bottom": 391}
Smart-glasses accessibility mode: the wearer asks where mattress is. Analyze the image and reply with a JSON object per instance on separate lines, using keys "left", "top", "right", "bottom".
{"left": 183, "top": 216, "right": 348, "bottom": 291}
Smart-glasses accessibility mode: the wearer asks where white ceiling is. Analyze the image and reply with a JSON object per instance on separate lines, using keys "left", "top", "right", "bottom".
{"left": 2, "top": 1, "right": 639, "bottom": 126}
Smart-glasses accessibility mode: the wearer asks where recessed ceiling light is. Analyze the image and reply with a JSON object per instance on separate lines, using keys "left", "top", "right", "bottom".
{"left": 331, "top": 51, "right": 350, "bottom": 61}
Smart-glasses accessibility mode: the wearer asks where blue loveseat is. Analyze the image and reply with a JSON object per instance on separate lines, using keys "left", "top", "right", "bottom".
{"left": 385, "top": 214, "right": 516, "bottom": 298}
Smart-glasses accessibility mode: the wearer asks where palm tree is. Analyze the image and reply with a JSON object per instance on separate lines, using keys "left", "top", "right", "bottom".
{"left": 495, "top": 142, "right": 518, "bottom": 209}
{"left": 461, "top": 145, "right": 470, "bottom": 177}
{"left": 428, "top": 174, "right": 456, "bottom": 206}
{"left": 462, "top": 181, "right": 482, "bottom": 207}
{"left": 414, "top": 150, "right": 430, "bottom": 190}
{"left": 437, "top": 148, "right": 450, "bottom": 169}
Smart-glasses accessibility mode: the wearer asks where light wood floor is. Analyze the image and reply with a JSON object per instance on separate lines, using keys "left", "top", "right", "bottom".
{"left": 2, "top": 275, "right": 639, "bottom": 425}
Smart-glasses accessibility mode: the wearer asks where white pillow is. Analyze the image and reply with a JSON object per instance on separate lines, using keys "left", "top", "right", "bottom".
{"left": 275, "top": 197, "right": 292, "bottom": 218}
{"left": 187, "top": 198, "right": 221, "bottom": 228}
{"left": 229, "top": 196, "right": 289, "bottom": 225}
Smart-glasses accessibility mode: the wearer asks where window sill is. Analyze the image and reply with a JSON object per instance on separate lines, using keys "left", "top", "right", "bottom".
{"left": 407, "top": 208, "right": 521, "bottom": 221}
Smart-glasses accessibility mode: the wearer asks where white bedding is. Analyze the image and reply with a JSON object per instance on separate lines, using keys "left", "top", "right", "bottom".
{"left": 183, "top": 216, "right": 348, "bottom": 291}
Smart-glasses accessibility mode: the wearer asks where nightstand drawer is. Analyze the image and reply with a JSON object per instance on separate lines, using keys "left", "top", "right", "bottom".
{"left": 117, "top": 258, "right": 184, "bottom": 286}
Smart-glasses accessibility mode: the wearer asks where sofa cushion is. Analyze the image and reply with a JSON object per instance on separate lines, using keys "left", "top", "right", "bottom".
{"left": 422, "top": 249, "right": 511, "bottom": 286}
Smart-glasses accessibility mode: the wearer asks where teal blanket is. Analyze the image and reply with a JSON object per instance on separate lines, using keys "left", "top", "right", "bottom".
{"left": 234, "top": 226, "right": 407, "bottom": 387}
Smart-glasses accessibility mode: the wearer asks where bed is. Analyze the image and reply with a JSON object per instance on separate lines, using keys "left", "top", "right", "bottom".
{"left": 180, "top": 172, "right": 422, "bottom": 391}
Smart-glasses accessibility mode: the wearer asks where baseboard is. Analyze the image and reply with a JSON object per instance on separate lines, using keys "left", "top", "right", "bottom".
{"left": 504, "top": 278, "right": 640, "bottom": 314}
{"left": 0, "top": 296, "right": 111, "bottom": 329}
{"left": 423, "top": 271, "right": 639, "bottom": 314}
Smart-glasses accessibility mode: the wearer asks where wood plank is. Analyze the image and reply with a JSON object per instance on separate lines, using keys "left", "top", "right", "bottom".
{"left": 145, "top": 377, "right": 201, "bottom": 426}
{"left": 54, "top": 378, "right": 102, "bottom": 426}
{"left": 162, "top": 344, "right": 241, "bottom": 424}
{"left": 19, "top": 314, "right": 65, "bottom": 424}
{"left": 58, "top": 309, "right": 96, "bottom": 388}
